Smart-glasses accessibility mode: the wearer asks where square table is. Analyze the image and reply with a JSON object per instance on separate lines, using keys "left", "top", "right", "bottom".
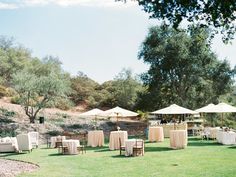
{"left": 148, "top": 126, "right": 164, "bottom": 142}
{"left": 62, "top": 139, "right": 80, "bottom": 155}
{"left": 109, "top": 131, "right": 128, "bottom": 150}
{"left": 170, "top": 130, "right": 188, "bottom": 149}
{"left": 125, "top": 139, "right": 144, "bottom": 156}
{"left": 87, "top": 130, "right": 104, "bottom": 147}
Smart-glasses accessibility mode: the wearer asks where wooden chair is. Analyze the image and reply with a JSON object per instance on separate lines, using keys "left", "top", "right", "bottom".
{"left": 133, "top": 139, "right": 144, "bottom": 157}
{"left": 77, "top": 137, "right": 87, "bottom": 154}
{"left": 56, "top": 137, "right": 67, "bottom": 154}
{"left": 119, "top": 137, "right": 125, "bottom": 156}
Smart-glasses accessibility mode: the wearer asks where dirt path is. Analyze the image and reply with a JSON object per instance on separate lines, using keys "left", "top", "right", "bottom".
{"left": 0, "top": 159, "right": 38, "bottom": 177}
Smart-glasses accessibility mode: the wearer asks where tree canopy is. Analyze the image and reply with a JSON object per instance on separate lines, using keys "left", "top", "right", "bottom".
{"left": 137, "top": 25, "right": 235, "bottom": 111}
{"left": 118, "top": 0, "right": 236, "bottom": 42}
{"left": 12, "top": 57, "right": 71, "bottom": 123}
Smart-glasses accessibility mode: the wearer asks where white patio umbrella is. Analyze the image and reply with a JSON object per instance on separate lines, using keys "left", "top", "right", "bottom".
{"left": 100, "top": 106, "right": 138, "bottom": 126}
{"left": 195, "top": 102, "right": 236, "bottom": 126}
{"left": 151, "top": 104, "right": 198, "bottom": 129}
{"left": 79, "top": 108, "right": 105, "bottom": 129}
{"left": 195, "top": 103, "right": 216, "bottom": 113}
{"left": 151, "top": 104, "right": 198, "bottom": 115}
{"left": 79, "top": 108, "right": 104, "bottom": 117}
{"left": 213, "top": 102, "right": 236, "bottom": 126}
{"left": 195, "top": 103, "right": 216, "bottom": 124}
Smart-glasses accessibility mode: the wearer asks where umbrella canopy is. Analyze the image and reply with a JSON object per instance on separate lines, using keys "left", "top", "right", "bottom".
{"left": 151, "top": 104, "right": 198, "bottom": 115}
{"left": 195, "top": 102, "right": 236, "bottom": 126}
{"left": 213, "top": 102, "right": 236, "bottom": 113}
{"left": 100, "top": 106, "right": 138, "bottom": 117}
{"left": 79, "top": 108, "right": 104, "bottom": 117}
{"left": 195, "top": 103, "right": 216, "bottom": 113}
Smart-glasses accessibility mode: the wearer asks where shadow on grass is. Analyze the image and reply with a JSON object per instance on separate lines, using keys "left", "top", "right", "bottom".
{"left": 94, "top": 148, "right": 110, "bottom": 152}
{"left": 0, "top": 152, "right": 25, "bottom": 158}
{"left": 111, "top": 155, "right": 128, "bottom": 158}
{"left": 145, "top": 147, "right": 172, "bottom": 152}
{"left": 228, "top": 146, "right": 236, "bottom": 149}
{"left": 48, "top": 153, "right": 65, "bottom": 156}
{"left": 188, "top": 139, "right": 220, "bottom": 147}
{"left": 40, "top": 147, "right": 52, "bottom": 150}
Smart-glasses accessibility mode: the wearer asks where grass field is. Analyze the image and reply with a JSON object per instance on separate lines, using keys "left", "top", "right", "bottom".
{"left": 0, "top": 137, "right": 236, "bottom": 177}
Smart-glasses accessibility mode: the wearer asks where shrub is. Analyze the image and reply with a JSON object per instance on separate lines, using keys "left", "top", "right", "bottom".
{"left": 10, "top": 95, "right": 21, "bottom": 104}
{"left": 6, "top": 87, "right": 17, "bottom": 97}
{"left": 0, "top": 85, "right": 7, "bottom": 98}
{"left": 54, "top": 98, "right": 74, "bottom": 110}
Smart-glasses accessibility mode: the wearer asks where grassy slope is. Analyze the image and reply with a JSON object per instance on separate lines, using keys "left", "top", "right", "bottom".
{"left": 0, "top": 137, "right": 236, "bottom": 177}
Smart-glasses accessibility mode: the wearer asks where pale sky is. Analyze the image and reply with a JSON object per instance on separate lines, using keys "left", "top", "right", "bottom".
{"left": 0, "top": 0, "right": 235, "bottom": 83}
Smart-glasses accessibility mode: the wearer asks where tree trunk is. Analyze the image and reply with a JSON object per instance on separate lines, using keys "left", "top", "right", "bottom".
{"left": 29, "top": 116, "right": 35, "bottom": 124}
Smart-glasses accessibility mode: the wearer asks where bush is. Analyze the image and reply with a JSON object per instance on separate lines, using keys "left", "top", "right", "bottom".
{"left": 10, "top": 95, "right": 21, "bottom": 104}
{"left": 54, "top": 98, "right": 74, "bottom": 110}
{"left": 6, "top": 87, "right": 17, "bottom": 97}
{"left": 0, "top": 107, "right": 16, "bottom": 117}
{"left": 0, "top": 85, "right": 7, "bottom": 98}
{"left": 0, "top": 128, "right": 17, "bottom": 137}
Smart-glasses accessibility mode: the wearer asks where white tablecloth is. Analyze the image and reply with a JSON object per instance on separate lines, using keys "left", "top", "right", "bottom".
{"left": 62, "top": 140, "right": 80, "bottom": 155}
{"left": 169, "top": 130, "right": 188, "bottom": 149}
{"left": 216, "top": 131, "right": 236, "bottom": 145}
{"left": 148, "top": 127, "right": 164, "bottom": 142}
{"left": 109, "top": 131, "right": 128, "bottom": 150}
{"left": 125, "top": 139, "right": 144, "bottom": 156}
{"left": 87, "top": 130, "right": 104, "bottom": 147}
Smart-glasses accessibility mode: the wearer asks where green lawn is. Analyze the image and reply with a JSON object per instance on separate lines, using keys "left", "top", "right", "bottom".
{"left": 0, "top": 137, "right": 236, "bottom": 177}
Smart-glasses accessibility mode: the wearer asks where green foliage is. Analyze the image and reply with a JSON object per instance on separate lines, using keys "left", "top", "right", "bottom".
{"left": 70, "top": 72, "right": 99, "bottom": 105}
{"left": 5, "top": 87, "right": 17, "bottom": 97}
{"left": 119, "top": 0, "right": 236, "bottom": 42}
{"left": 0, "top": 85, "right": 7, "bottom": 98}
{"left": 98, "top": 69, "right": 144, "bottom": 110}
{"left": 53, "top": 97, "right": 74, "bottom": 110}
{"left": 0, "top": 107, "right": 16, "bottom": 118}
{"left": 137, "top": 25, "right": 235, "bottom": 111}
{"left": 0, "top": 128, "right": 17, "bottom": 137}
{"left": 137, "top": 110, "right": 149, "bottom": 121}
{"left": 12, "top": 57, "right": 71, "bottom": 123}
{"left": 10, "top": 95, "right": 21, "bottom": 104}
{"left": 0, "top": 36, "right": 31, "bottom": 85}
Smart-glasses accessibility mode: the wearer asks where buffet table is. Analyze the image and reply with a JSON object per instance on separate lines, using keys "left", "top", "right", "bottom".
{"left": 216, "top": 131, "right": 236, "bottom": 145}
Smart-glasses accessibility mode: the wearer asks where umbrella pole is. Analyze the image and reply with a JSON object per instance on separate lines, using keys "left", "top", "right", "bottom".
{"left": 174, "top": 114, "right": 176, "bottom": 130}
{"left": 221, "top": 113, "right": 223, "bottom": 127}
{"left": 94, "top": 115, "right": 97, "bottom": 130}
{"left": 116, "top": 113, "right": 119, "bottom": 129}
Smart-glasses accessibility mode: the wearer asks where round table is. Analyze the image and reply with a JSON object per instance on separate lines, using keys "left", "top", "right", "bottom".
{"left": 169, "top": 130, "right": 188, "bottom": 149}
{"left": 87, "top": 130, "right": 104, "bottom": 147}
{"left": 62, "top": 140, "right": 80, "bottom": 155}
{"left": 125, "top": 139, "right": 144, "bottom": 156}
{"left": 148, "top": 126, "right": 164, "bottom": 142}
{"left": 109, "top": 131, "right": 128, "bottom": 150}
